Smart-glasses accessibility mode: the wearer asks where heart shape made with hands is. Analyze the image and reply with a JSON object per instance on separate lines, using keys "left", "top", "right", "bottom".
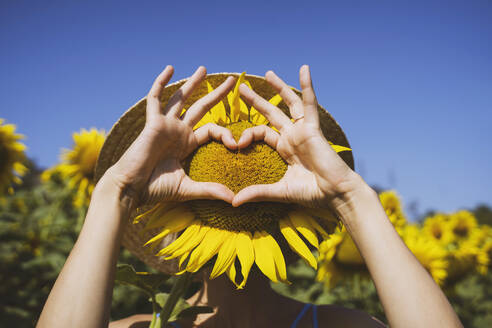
{"left": 183, "top": 121, "right": 291, "bottom": 232}
{"left": 185, "top": 121, "right": 286, "bottom": 194}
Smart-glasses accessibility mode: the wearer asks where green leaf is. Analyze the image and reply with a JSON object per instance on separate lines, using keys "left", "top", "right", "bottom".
{"left": 115, "top": 264, "right": 171, "bottom": 296}
{"left": 155, "top": 293, "right": 188, "bottom": 322}
{"left": 154, "top": 293, "right": 213, "bottom": 323}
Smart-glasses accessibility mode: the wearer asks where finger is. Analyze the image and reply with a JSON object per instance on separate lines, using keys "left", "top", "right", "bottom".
{"left": 299, "top": 65, "right": 320, "bottom": 126}
{"left": 194, "top": 123, "right": 237, "bottom": 150}
{"left": 237, "top": 125, "right": 279, "bottom": 150}
{"left": 179, "top": 176, "right": 235, "bottom": 203}
{"left": 182, "top": 76, "right": 236, "bottom": 127}
{"left": 232, "top": 182, "right": 288, "bottom": 207}
{"left": 265, "top": 70, "right": 304, "bottom": 119}
{"left": 146, "top": 65, "right": 174, "bottom": 118}
{"left": 164, "top": 66, "right": 207, "bottom": 117}
{"left": 239, "top": 84, "right": 292, "bottom": 131}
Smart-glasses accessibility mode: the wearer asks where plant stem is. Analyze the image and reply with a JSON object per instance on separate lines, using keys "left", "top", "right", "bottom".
{"left": 158, "top": 272, "right": 193, "bottom": 326}
{"left": 149, "top": 295, "right": 158, "bottom": 328}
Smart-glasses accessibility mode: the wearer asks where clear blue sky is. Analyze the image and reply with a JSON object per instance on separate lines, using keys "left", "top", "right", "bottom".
{"left": 1, "top": 0, "right": 491, "bottom": 219}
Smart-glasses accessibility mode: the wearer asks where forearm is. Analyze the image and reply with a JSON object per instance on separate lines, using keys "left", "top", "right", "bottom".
{"left": 333, "top": 178, "right": 462, "bottom": 328}
{"left": 37, "top": 175, "right": 133, "bottom": 328}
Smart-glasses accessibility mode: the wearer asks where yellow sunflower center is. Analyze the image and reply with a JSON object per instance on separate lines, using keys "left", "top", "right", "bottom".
{"left": 185, "top": 121, "right": 292, "bottom": 232}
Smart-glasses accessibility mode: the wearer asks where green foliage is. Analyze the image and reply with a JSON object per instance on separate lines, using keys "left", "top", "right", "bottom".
{"left": 0, "top": 174, "right": 153, "bottom": 327}
{"left": 115, "top": 264, "right": 171, "bottom": 297}
{"left": 272, "top": 259, "right": 386, "bottom": 323}
{"left": 1, "top": 163, "right": 491, "bottom": 327}
{"left": 154, "top": 292, "right": 212, "bottom": 322}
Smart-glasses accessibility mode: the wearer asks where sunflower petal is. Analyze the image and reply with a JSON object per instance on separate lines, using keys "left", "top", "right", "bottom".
{"left": 280, "top": 219, "right": 317, "bottom": 269}
{"left": 134, "top": 202, "right": 176, "bottom": 224}
{"left": 210, "top": 233, "right": 238, "bottom": 279}
{"left": 143, "top": 206, "right": 194, "bottom": 231}
{"left": 236, "top": 231, "right": 255, "bottom": 289}
{"left": 266, "top": 233, "right": 289, "bottom": 283}
{"left": 144, "top": 209, "right": 194, "bottom": 246}
{"left": 178, "top": 251, "right": 190, "bottom": 269}
{"left": 156, "top": 221, "right": 201, "bottom": 256}
{"left": 327, "top": 141, "right": 351, "bottom": 153}
{"left": 228, "top": 72, "right": 246, "bottom": 122}
{"left": 300, "top": 210, "right": 332, "bottom": 239}
{"left": 207, "top": 81, "right": 228, "bottom": 125}
{"left": 253, "top": 231, "right": 278, "bottom": 283}
{"left": 227, "top": 260, "right": 238, "bottom": 288}
{"left": 164, "top": 225, "right": 210, "bottom": 259}
{"left": 288, "top": 212, "right": 320, "bottom": 249}
{"left": 184, "top": 228, "right": 228, "bottom": 273}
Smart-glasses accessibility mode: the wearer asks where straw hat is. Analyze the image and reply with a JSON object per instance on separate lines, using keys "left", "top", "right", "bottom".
{"left": 94, "top": 73, "right": 354, "bottom": 274}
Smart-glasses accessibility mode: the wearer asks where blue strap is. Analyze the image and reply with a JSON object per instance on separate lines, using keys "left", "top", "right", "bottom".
{"left": 291, "top": 303, "right": 312, "bottom": 328}
{"left": 312, "top": 305, "right": 318, "bottom": 328}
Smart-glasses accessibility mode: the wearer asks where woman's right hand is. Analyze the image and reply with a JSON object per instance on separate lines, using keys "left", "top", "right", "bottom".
{"left": 232, "top": 65, "right": 364, "bottom": 211}
{"left": 105, "top": 66, "right": 237, "bottom": 207}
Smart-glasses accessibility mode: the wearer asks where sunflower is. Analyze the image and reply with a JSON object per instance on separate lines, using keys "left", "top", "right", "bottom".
{"left": 135, "top": 73, "right": 351, "bottom": 288}
{"left": 400, "top": 224, "right": 448, "bottom": 285}
{"left": 446, "top": 243, "right": 481, "bottom": 282}
{"left": 378, "top": 190, "right": 406, "bottom": 229}
{"left": 422, "top": 213, "right": 454, "bottom": 245}
{"left": 42, "top": 128, "right": 105, "bottom": 208}
{"left": 316, "top": 227, "right": 368, "bottom": 288}
{"left": 477, "top": 239, "right": 492, "bottom": 275}
{"left": 0, "top": 119, "right": 28, "bottom": 196}
{"left": 448, "top": 210, "right": 477, "bottom": 242}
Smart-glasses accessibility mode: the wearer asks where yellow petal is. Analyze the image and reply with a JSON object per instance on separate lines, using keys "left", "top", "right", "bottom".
{"left": 156, "top": 221, "right": 201, "bottom": 256}
{"left": 143, "top": 206, "right": 194, "bottom": 232}
{"left": 266, "top": 233, "right": 289, "bottom": 283}
{"left": 164, "top": 225, "right": 210, "bottom": 259}
{"left": 327, "top": 141, "right": 351, "bottom": 153}
{"left": 210, "top": 233, "right": 237, "bottom": 279}
{"left": 193, "top": 112, "right": 215, "bottom": 130}
{"left": 143, "top": 209, "right": 194, "bottom": 246}
{"left": 227, "top": 260, "right": 238, "bottom": 288}
{"left": 300, "top": 209, "right": 332, "bottom": 239}
{"left": 280, "top": 219, "right": 317, "bottom": 269}
{"left": 236, "top": 231, "right": 255, "bottom": 289}
{"left": 178, "top": 251, "right": 190, "bottom": 269}
{"left": 268, "top": 93, "right": 283, "bottom": 106}
{"left": 228, "top": 72, "right": 246, "bottom": 122}
{"left": 184, "top": 228, "right": 228, "bottom": 273}
{"left": 288, "top": 212, "right": 319, "bottom": 249}
{"left": 134, "top": 202, "right": 176, "bottom": 224}
{"left": 253, "top": 231, "right": 278, "bottom": 283}
{"left": 207, "top": 81, "right": 228, "bottom": 125}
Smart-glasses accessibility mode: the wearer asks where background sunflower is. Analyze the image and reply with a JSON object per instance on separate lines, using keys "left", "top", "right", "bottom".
{"left": 0, "top": 119, "right": 28, "bottom": 196}
{"left": 42, "top": 128, "right": 105, "bottom": 208}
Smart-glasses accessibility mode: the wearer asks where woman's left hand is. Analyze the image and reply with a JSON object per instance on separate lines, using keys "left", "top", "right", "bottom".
{"left": 104, "top": 66, "right": 237, "bottom": 206}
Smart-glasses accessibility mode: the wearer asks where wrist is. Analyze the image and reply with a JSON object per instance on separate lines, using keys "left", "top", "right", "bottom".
{"left": 93, "top": 169, "right": 139, "bottom": 215}
{"left": 329, "top": 173, "right": 378, "bottom": 225}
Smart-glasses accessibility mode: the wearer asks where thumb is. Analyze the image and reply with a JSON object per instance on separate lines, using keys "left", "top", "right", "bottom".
{"left": 232, "top": 181, "right": 288, "bottom": 207}
{"left": 178, "top": 176, "right": 235, "bottom": 203}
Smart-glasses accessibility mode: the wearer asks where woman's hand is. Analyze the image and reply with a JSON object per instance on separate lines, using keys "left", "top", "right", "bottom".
{"left": 105, "top": 66, "right": 237, "bottom": 206}
{"left": 232, "top": 65, "right": 361, "bottom": 210}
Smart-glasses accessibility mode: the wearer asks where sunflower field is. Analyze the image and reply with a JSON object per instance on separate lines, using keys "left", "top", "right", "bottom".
{"left": 1, "top": 118, "right": 492, "bottom": 327}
